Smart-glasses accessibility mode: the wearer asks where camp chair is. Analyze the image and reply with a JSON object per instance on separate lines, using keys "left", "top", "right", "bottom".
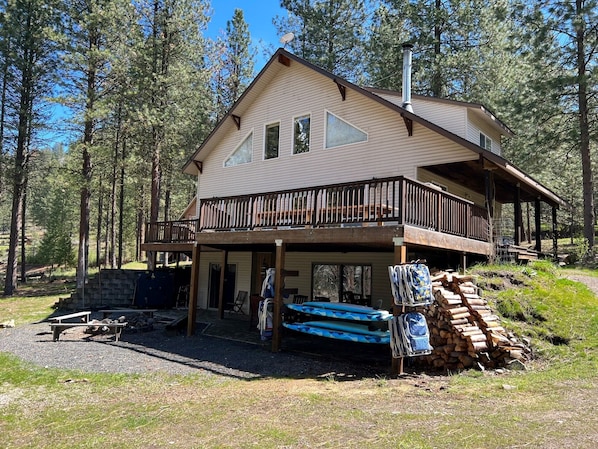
{"left": 249, "top": 294, "right": 264, "bottom": 329}
{"left": 230, "top": 290, "right": 248, "bottom": 315}
{"left": 292, "top": 294, "right": 308, "bottom": 304}
{"left": 283, "top": 294, "right": 308, "bottom": 323}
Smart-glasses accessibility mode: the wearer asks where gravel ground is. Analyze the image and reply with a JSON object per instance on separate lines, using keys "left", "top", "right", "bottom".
{"left": 3, "top": 274, "right": 595, "bottom": 380}
{"left": 0, "top": 315, "right": 392, "bottom": 380}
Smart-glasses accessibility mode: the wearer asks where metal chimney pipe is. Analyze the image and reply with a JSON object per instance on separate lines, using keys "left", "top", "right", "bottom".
{"left": 402, "top": 43, "right": 414, "bottom": 113}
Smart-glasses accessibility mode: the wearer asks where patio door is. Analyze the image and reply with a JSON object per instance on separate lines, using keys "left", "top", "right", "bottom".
{"left": 208, "top": 263, "right": 236, "bottom": 309}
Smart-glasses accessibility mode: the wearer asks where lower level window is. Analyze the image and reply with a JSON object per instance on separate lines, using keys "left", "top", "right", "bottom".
{"left": 311, "top": 263, "right": 371, "bottom": 303}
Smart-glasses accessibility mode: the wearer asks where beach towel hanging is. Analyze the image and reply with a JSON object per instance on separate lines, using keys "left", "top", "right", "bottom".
{"left": 260, "top": 268, "right": 275, "bottom": 298}
{"left": 388, "top": 263, "right": 434, "bottom": 306}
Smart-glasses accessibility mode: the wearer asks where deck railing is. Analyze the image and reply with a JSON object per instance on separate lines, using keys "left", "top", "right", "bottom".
{"left": 145, "top": 176, "right": 489, "bottom": 243}
{"left": 145, "top": 219, "right": 199, "bottom": 244}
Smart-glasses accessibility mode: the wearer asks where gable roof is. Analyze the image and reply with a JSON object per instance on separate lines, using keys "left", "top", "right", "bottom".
{"left": 365, "top": 87, "right": 515, "bottom": 138}
{"left": 182, "top": 48, "right": 567, "bottom": 209}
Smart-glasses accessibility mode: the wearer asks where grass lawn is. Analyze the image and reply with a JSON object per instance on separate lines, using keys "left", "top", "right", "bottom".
{"left": 1, "top": 262, "right": 597, "bottom": 449}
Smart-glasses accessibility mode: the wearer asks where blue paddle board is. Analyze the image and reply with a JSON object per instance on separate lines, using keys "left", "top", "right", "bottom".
{"left": 283, "top": 320, "right": 390, "bottom": 344}
{"left": 286, "top": 301, "right": 392, "bottom": 321}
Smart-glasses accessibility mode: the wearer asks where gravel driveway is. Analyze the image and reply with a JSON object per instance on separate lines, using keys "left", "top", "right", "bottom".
{"left": 4, "top": 274, "right": 594, "bottom": 380}
{"left": 0, "top": 316, "right": 392, "bottom": 380}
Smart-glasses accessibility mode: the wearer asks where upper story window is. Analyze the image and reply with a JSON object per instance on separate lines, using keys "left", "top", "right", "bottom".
{"left": 224, "top": 132, "right": 253, "bottom": 167}
{"left": 293, "top": 115, "right": 310, "bottom": 154}
{"left": 264, "top": 122, "right": 280, "bottom": 160}
{"left": 479, "top": 132, "right": 492, "bottom": 151}
{"left": 325, "top": 111, "right": 367, "bottom": 148}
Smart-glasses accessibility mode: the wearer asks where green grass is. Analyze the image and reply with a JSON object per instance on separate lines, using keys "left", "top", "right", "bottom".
{"left": 1, "top": 262, "right": 598, "bottom": 448}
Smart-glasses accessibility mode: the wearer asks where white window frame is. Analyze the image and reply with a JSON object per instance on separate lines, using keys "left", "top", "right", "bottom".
{"left": 292, "top": 113, "right": 311, "bottom": 155}
{"left": 224, "top": 130, "right": 254, "bottom": 167}
{"left": 264, "top": 122, "right": 280, "bottom": 160}
{"left": 479, "top": 132, "right": 492, "bottom": 151}
{"left": 324, "top": 110, "right": 368, "bottom": 149}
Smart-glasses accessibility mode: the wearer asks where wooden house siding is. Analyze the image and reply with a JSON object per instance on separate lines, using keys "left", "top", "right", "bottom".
{"left": 467, "top": 112, "right": 503, "bottom": 156}
{"left": 280, "top": 251, "right": 395, "bottom": 306}
{"left": 376, "top": 92, "right": 469, "bottom": 140}
{"left": 418, "top": 168, "right": 486, "bottom": 207}
{"left": 417, "top": 167, "right": 503, "bottom": 229}
{"left": 197, "top": 251, "right": 252, "bottom": 311}
{"left": 197, "top": 62, "right": 476, "bottom": 201}
{"left": 194, "top": 251, "right": 395, "bottom": 311}
{"left": 372, "top": 91, "right": 508, "bottom": 156}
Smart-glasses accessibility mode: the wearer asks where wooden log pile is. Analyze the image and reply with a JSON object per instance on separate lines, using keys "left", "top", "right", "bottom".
{"left": 422, "top": 272, "right": 532, "bottom": 371}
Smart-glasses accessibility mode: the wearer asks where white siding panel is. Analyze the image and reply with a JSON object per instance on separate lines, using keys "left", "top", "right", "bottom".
{"left": 197, "top": 251, "right": 252, "bottom": 313}
{"left": 194, "top": 251, "right": 396, "bottom": 311}
{"left": 374, "top": 93, "right": 468, "bottom": 139}
{"left": 418, "top": 168, "right": 487, "bottom": 207}
{"left": 467, "top": 112, "right": 502, "bottom": 155}
{"left": 197, "top": 63, "right": 477, "bottom": 199}
{"left": 281, "top": 252, "right": 396, "bottom": 309}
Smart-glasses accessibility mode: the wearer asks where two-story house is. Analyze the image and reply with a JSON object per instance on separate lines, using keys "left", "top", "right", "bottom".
{"left": 142, "top": 47, "right": 567, "bottom": 347}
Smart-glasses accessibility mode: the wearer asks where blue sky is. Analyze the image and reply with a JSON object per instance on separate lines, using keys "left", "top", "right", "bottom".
{"left": 43, "top": 2, "right": 288, "bottom": 146}
{"left": 207, "top": 1, "right": 288, "bottom": 69}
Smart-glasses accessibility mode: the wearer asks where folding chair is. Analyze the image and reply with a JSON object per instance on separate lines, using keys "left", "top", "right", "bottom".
{"left": 230, "top": 291, "right": 248, "bottom": 315}
{"left": 283, "top": 294, "right": 308, "bottom": 323}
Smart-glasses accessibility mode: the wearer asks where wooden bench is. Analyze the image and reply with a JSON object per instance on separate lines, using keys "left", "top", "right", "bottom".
{"left": 50, "top": 321, "right": 128, "bottom": 342}
{"left": 48, "top": 311, "right": 91, "bottom": 324}
{"left": 98, "top": 309, "right": 157, "bottom": 319}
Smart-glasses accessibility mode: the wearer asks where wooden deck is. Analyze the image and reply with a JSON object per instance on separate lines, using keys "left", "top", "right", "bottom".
{"left": 145, "top": 176, "right": 490, "bottom": 253}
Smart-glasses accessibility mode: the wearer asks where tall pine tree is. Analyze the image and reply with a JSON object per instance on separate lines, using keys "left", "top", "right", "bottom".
{"left": 1, "top": 0, "right": 60, "bottom": 294}
{"left": 212, "top": 8, "right": 255, "bottom": 120}
{"left": 275, "top": 0, "right": 370, "bottom": 81}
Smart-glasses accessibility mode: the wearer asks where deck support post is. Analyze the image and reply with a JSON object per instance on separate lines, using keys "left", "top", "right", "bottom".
{"left": 272, "top": 239, "right": 285, "bottom": 352}
{"left": 187, "top": 244, "right": 201, "bottom": 336}
{"left": 552, "top": 206, "right": 558, "bottom": 262}
{"left": 535, "top": 198, "right": 542, "bottom": 252}
{"left": 514, "top": 184, "right": 522, "bottom": 246}
{"left": 391, "top": 237, "right": 407, "bottom": 377}
{"left": 218, "top": 250, "right": 228, "bottom": 319}
{"left": 460, "top": 253, "right": 467, "bottom": 274}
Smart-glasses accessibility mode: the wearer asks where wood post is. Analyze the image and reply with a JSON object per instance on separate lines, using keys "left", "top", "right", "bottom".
{"left": 186, "top": 244, "right": 201, "bottom": 336}
{"left": 552, "top": 206, "right": 558, "bottom": 261}
{"left": 514, "top": 184, "right": 522, "bottom": 246}
{"left": 535, "top": 198, "right": 542, "bottom": 252}
{"left": 391, "top": 237, "right": 407, "bottom": 377}
{"left": 218, "top": 250, "right": 228, "bottom": 319}
{"left": 272, "top": 239, "right": 285, "bottom": 352}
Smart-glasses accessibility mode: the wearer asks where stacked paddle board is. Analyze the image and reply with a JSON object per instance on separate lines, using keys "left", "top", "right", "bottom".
{"left": 283, "top": 301, "right": 392, "bottom": 344}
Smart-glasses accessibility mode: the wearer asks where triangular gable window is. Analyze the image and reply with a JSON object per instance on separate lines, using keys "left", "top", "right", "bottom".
{"left": 224, "top": 132, "right": 253, "bottom": 167}
{"left": 325, "top": 112, "right": 367, "bottom": 149}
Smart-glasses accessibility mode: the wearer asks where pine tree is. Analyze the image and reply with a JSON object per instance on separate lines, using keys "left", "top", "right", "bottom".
{"left": 513, "top": 0, "right": 598, "bottom": 252}
{"left": 366, "top": 3, "right": 410, "bottom": 89}
{"left": 275, "top": 0, "right": 370, "bottom": 81}
{"left": 37, "top": 188, "right": 75, "bottom": 270}
{"left": 1, "top": 0, "right": 60, "bottom": 295}
{"left": 213, "top": 8, "right": 256, "bottom": 120}
{"left": 131, "top": 0, "right": 211, "bottom": 267}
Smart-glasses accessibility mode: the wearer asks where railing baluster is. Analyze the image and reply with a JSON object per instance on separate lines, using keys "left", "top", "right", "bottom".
{"left": 145, "top": 176, "right": 490, "bottom": 244}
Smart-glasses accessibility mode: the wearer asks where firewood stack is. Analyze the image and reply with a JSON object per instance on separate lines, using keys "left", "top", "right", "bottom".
{"left": 422, "top": 272, "right": 532, "bottom": 371}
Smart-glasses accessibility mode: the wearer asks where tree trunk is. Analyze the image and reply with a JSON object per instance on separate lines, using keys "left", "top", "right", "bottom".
{"left": 576, "top": 0, "right": 594, "bottom": 251}
{"left": 96, "top": 175, "right": 103, "bottom": 268}
{"left": 20, "top": 164, "right": 28, "bottom": 283}
{"left": 4, "top": 22, "right": 33, "bottom": 295}
{"left": 76, "top": 25, "right": 98, "bottom": 290}
{"left": 118, "top": 137, "right": 126, "bottom": 268}
{"left": 431, "top": 0, "right": 443, "bottom": 97}
{"left": 0, "top": 37, "right": 10, "bottom": 199}
{"left": 76, "top": 145, "right": 91, "bottom": 290}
